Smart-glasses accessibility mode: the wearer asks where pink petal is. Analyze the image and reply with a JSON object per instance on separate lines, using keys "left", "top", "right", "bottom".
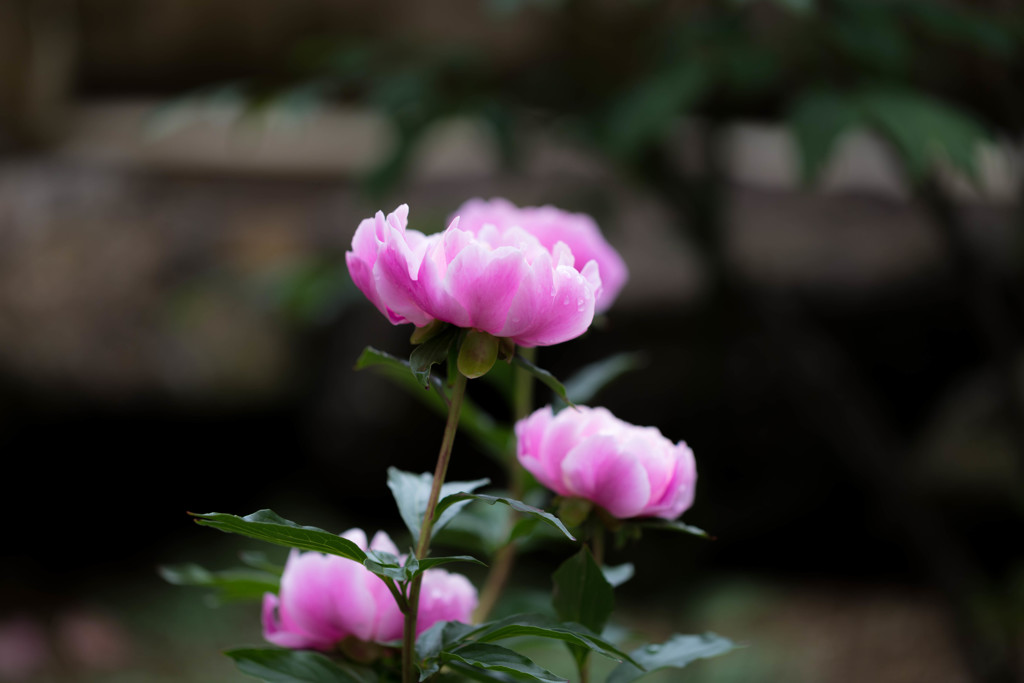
{"left": 560, "top": 434, "right": 651, "bottom": 518}
{"left": 443, "top": 243, "right": 527, "bottom": 334}
{"left": 417, "top": 570, "right": 478, "bottom": 634}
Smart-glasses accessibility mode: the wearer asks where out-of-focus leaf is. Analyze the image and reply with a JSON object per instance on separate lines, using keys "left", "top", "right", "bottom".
{"left": 831, "top": 7, "right": 912, "bottom": 76}
{"left": 788, "top": 89, "right": 861, "bottom": 184}
{"left": 859, "top": 88, "right": 989, "bottom": 181}
{"left": 901, "top": 0, "right": 1015, "bottom": 58}
{"left": 434, "top": 500, "right": 511, "bottom": 555}
{"left": 444, "top": 643, "right": 566, "bottom": 682}
{"left": 606, "top": 62, "right": 709, "bottom": 159}
{"left": 226, "top": 648, "right": 377, "bottom": 683}
{"left": 264, "top": 259, "right": 357, "bottom": 326}
{"left": 562, "top": 352, "right": 647, "bottom": 406}
{"left": 605, "top": 633, "right": 737, "bottom": 683}
{"left": 637, "top": 519, "right": 713, "bottom": 539}
{"left": 387, "top": 468, "right": 491, "bottom": 544}
{"left": 551, "top": 548, "right": 613, "bottom": 634}
{"left": 240, "top": 550, "right": 284, "bottom": 575}
{"left": 190, "top": 511, "right": 366, "bottom": 562}
{"left": 601, "top": 563, "right": 635, "bottom": 588}
{"left": 416, "top": 620, "right": 478, "bottom": 678}
{"left": 468, "top": 614, "right": 638, "bottom": 666}
{"left": 436, "top": 493, "right": 575, "bottom": 541}
{"left": 510, "top": 355, "right": 574, "bottom": 407}
{"left": 158, "top": 564, "right": 278, "bottom": 603}
{"left": 731, "top": 0, "right": 816, "bottom": 14}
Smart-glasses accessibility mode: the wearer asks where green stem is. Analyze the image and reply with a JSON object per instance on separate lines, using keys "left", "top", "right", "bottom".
{"left": 473, "top": 347, "right": 536, "bottom": 622}
{"left": 591, "top": 525, "right": 605, "bottom": 567}
{"left": 402, "top": 372, "right": 469, "bottom": 683}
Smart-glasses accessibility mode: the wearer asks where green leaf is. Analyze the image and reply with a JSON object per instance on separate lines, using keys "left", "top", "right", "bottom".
{"left": 356, "top": 346, "right": 445, "bottom": 402}
{"left": 190, "top": 511, "right": 366, "bottom": 562}
{"left": 416, "top": 620, "right": 477, "bottom": 678}
{"left": 606, "top": 62, "right": 709, "bottom": 159}
{"left": 226, "top": 648, "right": 378, "bottom": 683}
{"left": 901, "top": 0, "right": 1014, "bottom": 58}
{"left": 858, "top": 88, "right": 989, "bottom": 182}
{"left": 788, "top": 89, "right": 861, "bottom": 184}
{"left": 551, "top": 548, "right": 613, "bottom": 634}
{"left": 433, "top": 500, "right": 512, "bottom": 555}
{"left": 510, "top": 355, "right": 574, "bottom": 407}
{"left": 240, "top": 550, "right": 285, "bottom": 575}
{"left": 435, "top": 493, "right": 575, "bottom": 542}
{"left": 637, "top": 519, "right": 712, "bottom": 539}
{"left": 410, "top": 327, "right": 460, "bottom": 387}
{"left": 387, "top": 468, "right": 491, "bottom": 544}
{"left": 562, "top": 353, "right": 646, "bottom": 406}
{"left": 601, "top": 563, "right": 635, "bottom": 588}
{"left": 158, "top": 563, "right": 278, "bottom": 603}
{"left": 605, "top": 633, "right": 737, "bottom": 683}
{"left": 417, "top": 555, "right": 487, "bottom": 572}
{"left": 468, "top": 614, "right": 638, "bottom": 666}
{"left": 444, "top": 643, "right": 566, "bottom": 682}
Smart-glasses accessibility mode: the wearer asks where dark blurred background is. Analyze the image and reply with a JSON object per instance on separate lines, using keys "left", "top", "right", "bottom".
{"left": 1, "top": 1, "right": 1023, "bottom": 681}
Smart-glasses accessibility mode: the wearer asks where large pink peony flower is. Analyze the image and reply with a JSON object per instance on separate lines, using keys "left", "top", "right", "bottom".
{"left": 452, "top": 198, "right": 628, "bottom": 313}
{"left": 346, "top": 205, "right": 601, "bottom": 347}
{"left": 516, "top": 406, "right": 696, "bottom": 520}
{"left": 261, "top": 529, "right": 477, "bottom": 651}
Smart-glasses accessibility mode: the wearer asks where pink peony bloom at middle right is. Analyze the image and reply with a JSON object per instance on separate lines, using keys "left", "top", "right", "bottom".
{"left": 516, "top": 406, "right": 697, "bottom": 520}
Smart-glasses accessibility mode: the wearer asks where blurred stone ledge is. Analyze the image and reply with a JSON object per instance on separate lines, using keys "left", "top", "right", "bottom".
{"left": 52, "top": 99, "right": 1023, "bottom": 204}
{"left": 0, "top": 99, "right": 1016, "bottom": 399}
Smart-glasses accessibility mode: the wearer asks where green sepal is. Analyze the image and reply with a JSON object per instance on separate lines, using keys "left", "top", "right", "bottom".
{"left": 410, "top": 326, "right": 460, "bottom": 388}
{"left": 410, "top": 320, "right": 448, "bottom": 345}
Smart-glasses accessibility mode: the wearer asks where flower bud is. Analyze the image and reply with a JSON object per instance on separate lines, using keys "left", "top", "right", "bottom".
{"left": 458, "top": 330, "right": 499, "bottom": 379}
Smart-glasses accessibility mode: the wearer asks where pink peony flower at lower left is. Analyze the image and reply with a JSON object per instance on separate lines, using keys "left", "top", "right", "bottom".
{"left": 261, "top": 529, "right": 477, "bottom": 651}
{"left": 346, "top": 204, "right": 602, "bottom": 347}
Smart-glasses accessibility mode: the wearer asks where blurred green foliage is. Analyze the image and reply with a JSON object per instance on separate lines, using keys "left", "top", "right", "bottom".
{"left": 166, "top": 0, "right": 1020, "bottom": 195}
